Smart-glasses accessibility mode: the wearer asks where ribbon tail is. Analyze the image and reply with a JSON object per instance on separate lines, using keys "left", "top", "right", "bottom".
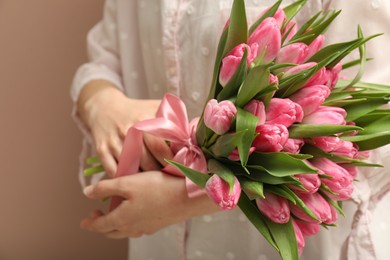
{"left": 110, "top": 127, "right": 143, "bottom": 211}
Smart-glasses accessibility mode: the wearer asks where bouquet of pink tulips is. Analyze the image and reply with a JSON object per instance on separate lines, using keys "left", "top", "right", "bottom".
{"left": 85, "top": 0, "right": 390, "bottom": 259}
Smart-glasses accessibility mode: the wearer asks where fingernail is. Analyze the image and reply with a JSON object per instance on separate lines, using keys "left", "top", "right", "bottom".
{"left": 83, "top": 185, "right": 93, "bottom": 197}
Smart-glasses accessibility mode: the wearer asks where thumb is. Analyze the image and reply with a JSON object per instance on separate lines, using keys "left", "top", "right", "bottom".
{"left": 83, "top": 178, "right": 129, "bottom": 199}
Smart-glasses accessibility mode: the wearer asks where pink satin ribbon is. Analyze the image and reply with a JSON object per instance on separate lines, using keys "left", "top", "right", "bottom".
{"left": 110, "top": 94, "right": 207, "bottom": 210}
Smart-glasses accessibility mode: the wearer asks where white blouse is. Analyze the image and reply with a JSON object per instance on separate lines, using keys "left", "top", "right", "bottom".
{"left": 71, "top": 0, "right": 390, "bottom": 259}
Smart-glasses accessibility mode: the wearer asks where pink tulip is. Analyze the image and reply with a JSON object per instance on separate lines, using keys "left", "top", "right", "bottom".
{"left": 253, "top": 124, "right": 289, "bottom": 152}
{"left": 302, "top": 106, "right": 347, "bottom": 125}
{"left": 325, "top": 62, "right": 342, "bottom": 90}
{"left": 304, "top": 66, "right": 327, "bottom": 87}
{"left": 276, "top": 43, "right": 308, "bottom": 65}
{"left": 229, "top": 147, "right": 255, "bottom": 161}
{"left": 244, "top": 100, "right": 266, "bottom": 126}
{"left": 269, "top": 73, "right": 279, "bottom": 86}
{"left": 310, "top": 158, "right": 354, "bottom": 201}
{"left": 290, "top": 192, "right": 333, "bottom": 224}
{"left": 282, "top": 21, "right": 298, "bottom": 43}
{"left": 356, "top": 150, "right": 371, "bottom": 160}
{"left": 219, "top": 43, "right": 258, "bottom": 86}
{"left": 289, "top": 85, "right": 330, "bottom": 115}
{"left": 292, "top": 219, "right": 305, "bottom": 256}
{"left": 324, "top": 203, "right": 338, "bottom": 225}
{"left": 256, "top": 192, "right": 290, "bottom": 223}
{"left": 295, "top": 219, "right": 321, "bottom": 237}
{"left": 305, "top": 35, "right": 325, "bottom": 60}
{"left": 282, "top": 138, "right": 305, "bottom": 154}
{"left": 291, "top": 173, "right": 321, "bottom": 194}
{"left": 204, "top": 99, "right": 237, "bottom": 135}
{"left": 257, "top": 8, "right": 287, "bottom": 29}
{"left": 248, "top": 17, "right": 281, "bottom": 64}
{"left": 308, "top": 136, "right": 358, "bottom": 158}
{"left": 283, "top": 62, "right": 317, "bottom": 77}
{"left": 205, "top": 174, "right": 241, "bottom": 210}
{"left": 265, "top": 98, "right": 303, "bottom": 127}
{"left": 340, "top": 164, "right": 359, "bottom": 178}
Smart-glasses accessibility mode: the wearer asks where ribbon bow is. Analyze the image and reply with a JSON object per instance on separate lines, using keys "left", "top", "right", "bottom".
{"left": 111, "top": 94, "right": 207, "bottom": 210}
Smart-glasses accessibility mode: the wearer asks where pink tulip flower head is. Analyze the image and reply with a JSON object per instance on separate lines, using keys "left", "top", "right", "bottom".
{"left": 219, "top": 43, "right": 258, "bottom": 87}
{"left": 204, "top": 99, "right": 237, "bottom": 135}
{"left": 292, "top": 219, "right": 306, "bottom": 256}
{"left": 295, "top": 219, "right": 321, "bottom": 237}
{"left": 253, "top": 124, "right": 289, "bottom": 152}
{"left": 302, "top": 106, "right": 347, "bottom": 125}
{"left": 289, "top": 85, "right": 330, "bottom": 115}
{"left": 290, "top": 192, "right": 333, "bottom": 224}
{"left": 256, "top": 192, "right": 290, "bottom": 224}
{"left": 282, "top": 20, "right": 298, "bottom": 43}
{"left": 244, "top": 100, "right": 266, "bottom": 126}
{"left": 291, "top": 173, "right": 321, "bottom": 194}
{"left": 276, "top": 43, "right": 309, "bottom": 65}
{"left": 265, "top": 98, "right": 304, "bottom": 128}
{"left": 205, "top": 174, "right": 241, "bottom": 210}
{"left": 305, "top": 35, "right": 325, "bottom": 60}
{"left": 310, "top": 158, "right": 354, "bottom": 201}
{"left": 248, "top": 17, "right": 281, "bottom": 64}
{"left": 325, "top": 62, "right": 343, "bottom": 90}
{"left": 308, "top": 136, "right": 358, "bottom": 159}
{"left": 282, "top": 138, "right": 305, "bottom": 154}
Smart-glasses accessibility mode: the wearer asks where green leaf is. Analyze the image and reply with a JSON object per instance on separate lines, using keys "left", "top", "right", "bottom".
{"left": 217, "top": 49, "right": 248, "bottom": 101}
{"left": 238, "top": 193, "right": 279, "bottom": 250}
{"left": 323, "top": 98, "right": 368, "bottom": 107}
{"left": 301, "top": 144, "right": 383, "bottom": 167}
{"left": 263, "top": 218, "right": 299, "bottom": 260}
{"left": 208, "top": 159, "right": 236, "bottom": 194}
{"left": 288, "top": 154, "right": 313, "bottom": 160}
{"left": 342, "top": 58, "right": 373, "bottom": 70}
{"left": 320, "top": 191, "right": 345, "bottom": 217}
{"left": 288, "top": 124, "right": 362, "bottom": 138}
{"left": 296, "top": 10, "right": 341, "bottom": 45}
{"left": 283, "top": 0, "right": 308, "bottom": 27}
{"left": 265, "top": 185, "right": 297, "bottom": 204}
{"left": 240, "top": 178, "right": 265, "bottom": 199}
{"left": 344, "top": 97, "right": 389, "bottom": 121}
{"left": 344, "top": 26, "right": 367, "bottom": 89}
{"left": 236, "top": 108, "right": 259, "bottom": 166}
{"left": 236, "top": 65, "right": 271, "bottom": 107}
{"left": 209, "top": 130, "right": 247, "bottom": 157}
{"left": 338, "top": 80, "right": 390, "bottom": 92}
{"left": 84, "top": 165, "right": 105, "bottom": 177}
{"left": 249, "top": 0, "right": 282, "bottom": 35}
{"left": 292, "top": 11, "right": 322, "bottom": 40}
{"left": 247, "top": 152, "right": 318, "bottom": 176}
{"left": 86, "top": 156, "right": 100, "bottom": 165}
{"left": 324, "top": 90, "right": 364, "bottom": 103}
{"left": 354, "top": 110, "right": 390, "bottom": 126}
{"left": 165, "top": 160, "right": 210, "bottom": 188}
{"left": 223, "top": 0, "right": 248, "bottom": 55}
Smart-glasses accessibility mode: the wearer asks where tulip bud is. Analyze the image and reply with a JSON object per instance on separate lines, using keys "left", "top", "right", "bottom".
{"left": 282, "top": 138, "right": 305, "bottom": 154}
{"left": 265, "top": 98, "right": 304, "bottom": 127}
{"left": 256, "top": 192, "right": 290, "bottom": 224}
{"left": 244, "top": 100, "right": 266, "bottom": 126}
{"left": 292, "top": 219, "right": 305, "bottom": 256}
{"left": 204, "top": 99, "right": 237, "bottom": 135}
{"left": 205, "top": 174, "right": 241, "bottom": 210}
{"left": 340, "top": 164, "right": 358, "bottom": 178}
{"left": 292, "top": 173, "right": 321, "bottom": 194}
{"left": 228, "top": 147, "right": 255, "bottom": 161}
{"left": 219, "top": 44, "right": 257, "bottom": 87}
{"left": 302, "top": 106, "right": 347, "bottom": 125}
{"left": 305, "top": 35, "right": 325, "bottom": 60}
{"left": 310, "top": 158, "right": 354, "bottom": 201}
{"left": 253, "top": 124, "right": 289, "bottom": 152}
{"left": 276, "top": 43, "right": 308, "bottom": 65}
{"left": 325, "top": 62, "right": 342, "bottom": 90}
{"left": 308, "top": 136, "right": 358, "bottom": 159}
{"left": 248, "top": 17, "right": 281, "bottom": 64}
{"left": 282, "top": 21, "right": 298, "bottom": 43}
{"left": 289, "top": 85, "right": 330, "bottom": 115}
{"left": 290, "top": 192, "right": 333, "bottom": 224}
{"left": 295, "top": 219, "right": 321, "bottom": 237}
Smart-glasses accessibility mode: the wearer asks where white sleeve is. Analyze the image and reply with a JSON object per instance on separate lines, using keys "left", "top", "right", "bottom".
{"left": 71, "top": 0, "right": 124, "bottom": 102}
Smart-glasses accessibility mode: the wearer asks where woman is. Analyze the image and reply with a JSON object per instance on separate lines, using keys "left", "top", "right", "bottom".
{"left": 72, "top": 0, "right": 390, "bottom": 259}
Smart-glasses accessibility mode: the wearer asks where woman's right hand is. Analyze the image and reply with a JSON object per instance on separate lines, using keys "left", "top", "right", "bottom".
{"left": 77, "top": 80, "right": 173, "bottom": 177}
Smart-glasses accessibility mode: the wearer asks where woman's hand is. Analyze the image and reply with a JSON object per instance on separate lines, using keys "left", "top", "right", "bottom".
{"left": 77, "top": 80, "right": 173, "bottom": 176}
{"left": 80, "top": 171, "right": 220, "bottom": 238}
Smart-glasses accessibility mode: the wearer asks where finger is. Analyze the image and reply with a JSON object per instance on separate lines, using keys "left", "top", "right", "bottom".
{"left": 96, "top": 144, "right": 117, "bottom": 177}
{"left": 105, "top": 230, "right": 132, "bottom": 239}
{"left": 140, "top": 144, "right": 161, "bottom": 171}
{"left": 143, "top": 134, "right": 174, "bottom": 167}
{"left": 108, "top": 135, "right": 123, "bottom": 161}
{"left": 81, "top": 202, "right": 128, "bottom": 233}
{"left": 83, "top": 178, "right": 130, "bottom": 200}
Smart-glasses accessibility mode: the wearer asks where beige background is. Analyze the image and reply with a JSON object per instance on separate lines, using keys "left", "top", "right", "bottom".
{"left": 0, "top": 1, "right": 127, "bottom": 259}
